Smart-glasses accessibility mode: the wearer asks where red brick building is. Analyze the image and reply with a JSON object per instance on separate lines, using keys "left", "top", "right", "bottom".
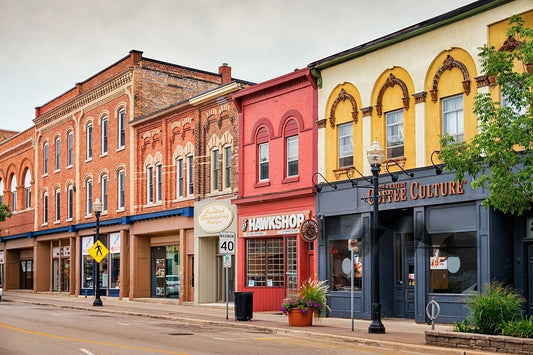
{"left": 232, "top": 68, "right": 318, "bottom": 311}
{"left": 0, "top": 50, "right": 240, "bottom": 302}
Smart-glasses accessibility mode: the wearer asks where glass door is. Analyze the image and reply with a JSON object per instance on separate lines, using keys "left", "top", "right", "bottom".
{"left": 61, "top": 258, "right": 70, "bottom": 292}
{"left": 393, "top": 233, "right": 415, "bottom": 318}
{"left": 52, "top": 259, "right": 59, "bottom": 291}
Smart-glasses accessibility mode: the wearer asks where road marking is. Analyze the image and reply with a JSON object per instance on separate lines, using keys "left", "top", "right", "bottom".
{"left": 0, "top": 322, "right": 189, "bottom": 355}
{"left": 80, "top": 348, "right": 94, "bottom": 355}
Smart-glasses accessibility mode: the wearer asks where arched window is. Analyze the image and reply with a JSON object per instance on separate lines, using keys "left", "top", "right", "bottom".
{"left": 176, "top": 157, "right": 184, "bottom": 198}
{"left": 86, "top": 179, "right": 93, "bottom": 216}
{"left": 102, "top": 116, "right": 109, "bottom": 154}
{"left": 24, "top": 170, "right": 31, "bottom": 209}
{"left": 10, "top": 175, "right": 17, "bottom": 212}
{"left": 223, "top": 145, "right": 232, "bottom": 189}
{"left": 43, "top": 192, "right": 49, "bottom": 225}
{"left": 101, "top": 174, "right": 108, "bottom": 212}
{"left": 55, "top": 188, "right": 61, "bottom": 222}
{"left": 118, "top": 109, "right": 126, "bottom": 149}
{"left": 86, "top": 123, "right": 93, "bottom": 160}
{"left": 118, "top": 170, "right": 125, "bottom": 210}
{"left": 284, "top": 119, "right": 299, "bottom": 178}
{"left": 0, "top": 179, "right": 4, "bottom": 204}
{"left": 256, "top": 127, "right": 269, "bottom": 181}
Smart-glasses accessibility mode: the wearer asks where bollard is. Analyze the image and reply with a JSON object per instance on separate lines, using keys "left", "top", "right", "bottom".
{"left": 425, "top": 296, "right": 441, "bottom": 330}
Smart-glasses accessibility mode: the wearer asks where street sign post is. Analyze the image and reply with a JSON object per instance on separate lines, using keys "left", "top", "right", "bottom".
{"left": 219, "top": 232, "right": 235, "bottom": 254}
{"left": 88, "top": 240, "right": 109, "bottom": 263}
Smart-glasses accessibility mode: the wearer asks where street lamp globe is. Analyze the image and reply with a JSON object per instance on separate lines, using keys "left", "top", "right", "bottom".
{"left": 93, "top": 198, "right": 103, "bottom": 214}
{"left": 367, "top": 139, "right": 385, "bottom": 167}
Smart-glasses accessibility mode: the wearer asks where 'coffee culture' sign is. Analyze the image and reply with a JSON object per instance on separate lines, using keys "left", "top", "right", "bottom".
{"left": 365, "top": 179, "right": 467, "bottom": 205}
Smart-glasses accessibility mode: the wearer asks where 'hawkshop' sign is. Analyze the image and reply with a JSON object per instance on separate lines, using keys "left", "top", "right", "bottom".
{"left": 240, "top": 211, "right": 307, "bottom": 237}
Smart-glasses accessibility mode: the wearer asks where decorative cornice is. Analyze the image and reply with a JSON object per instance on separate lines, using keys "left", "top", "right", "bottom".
{"left": 375, "top": 73, "right": 410, "bottom": 116}
{"left": 329, "top": 89, "right": 358, "bottom": 127}
{"left": 34, "top": 71, "right": 133, "bottom": 130}
{"left": 316, "top": 119, "right": 327, "bottom": 128}
{"left": 430, "top": 55, "right": 470, "bottom": 103}
{"left": 412, "top": 91, "right": 427, "bottom": 104}
{"left": 498, "top": 36, "right": 521, "bottom": 52}
{"left": 475, "top": 75, "right": 495, "bottom": 88}
{"left": 361, "top": 106, "right": 373, "bottom": 117}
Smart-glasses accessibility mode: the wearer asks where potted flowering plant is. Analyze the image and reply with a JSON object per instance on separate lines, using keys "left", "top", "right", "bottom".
{"left": 281, "top": 278, "right": 330, "bottom": 326}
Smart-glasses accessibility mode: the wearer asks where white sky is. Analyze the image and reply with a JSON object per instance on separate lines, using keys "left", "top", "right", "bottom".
{"left": 0, "top": 0, "right": 475, "bottom": 132}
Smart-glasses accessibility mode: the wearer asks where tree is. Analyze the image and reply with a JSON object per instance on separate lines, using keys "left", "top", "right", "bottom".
{"left": 0, "top": 203, "right": 12, "bottom": 222}
{"left": 439, "top": 15, "right": 533, "bottom": 215}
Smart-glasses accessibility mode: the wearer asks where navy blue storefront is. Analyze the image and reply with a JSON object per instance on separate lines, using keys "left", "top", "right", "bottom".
{"left": 316, "top": 166, "right": 532, "bottom": 323}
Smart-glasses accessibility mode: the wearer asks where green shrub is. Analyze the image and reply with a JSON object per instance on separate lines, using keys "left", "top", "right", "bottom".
{"left": 457, "top": 282, "right": 525, "bottom": 335}
{"left": 501, "top": 317, "right": 533, "bottom": 338}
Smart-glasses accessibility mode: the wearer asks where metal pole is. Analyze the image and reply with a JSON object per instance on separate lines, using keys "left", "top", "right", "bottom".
{"left": 93, "top": 210, "right": 103, "bottom": 307}
{"left": 226, "top": 263, "right": 229, "bottom": 320}
{"left": 351, "top": 249, "right": 354, "bottom": 332}
{"left": 368, "top": 165, "right": 384, "bottom": 333}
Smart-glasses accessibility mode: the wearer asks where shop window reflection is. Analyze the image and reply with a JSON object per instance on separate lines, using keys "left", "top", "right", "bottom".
{"left": 429, "top": 232, "right": 477, "bottom": 294}
{"left": 330, "top": 239, "right": 362, "bottom": 291}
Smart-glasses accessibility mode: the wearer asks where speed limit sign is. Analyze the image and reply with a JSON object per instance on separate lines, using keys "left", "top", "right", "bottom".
{"left": 219, "top": 232, "right": 235, "bottom": 254}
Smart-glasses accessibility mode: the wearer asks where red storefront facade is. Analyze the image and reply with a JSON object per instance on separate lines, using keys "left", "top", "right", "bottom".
{"left": 233, "top": 68, "right": 318, "bottom": 311}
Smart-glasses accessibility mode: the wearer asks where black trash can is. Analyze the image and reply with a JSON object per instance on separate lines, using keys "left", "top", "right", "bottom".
{"left": 234, "top": 292, "right": 253, "bottom": 321}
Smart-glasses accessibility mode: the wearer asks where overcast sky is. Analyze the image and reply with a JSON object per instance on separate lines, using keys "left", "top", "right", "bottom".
{"left": 0, "top": 0, "right": 476, "bottom": 132}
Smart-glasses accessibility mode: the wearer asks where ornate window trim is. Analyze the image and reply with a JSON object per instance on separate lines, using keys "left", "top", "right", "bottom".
{"left": 329, "top": 89, "right": 358, "bottom": 128}
{"left": 375, "top": 73, "right": 410, "bottom": 116}
{"left": 430, "top": 55, "right": 471, "bottom": 103}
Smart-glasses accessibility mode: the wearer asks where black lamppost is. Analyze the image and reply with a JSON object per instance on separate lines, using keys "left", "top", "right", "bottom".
{"left": 367, "top": 139, "right": 385, "bottom": 334}
{"left": 93, "top": 198, "right": 103, "bottom": 307}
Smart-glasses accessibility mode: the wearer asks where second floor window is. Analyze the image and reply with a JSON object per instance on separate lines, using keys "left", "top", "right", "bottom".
{"left": 118, "top": 170, "right": 125, "bottom": 209}
{"left": 156, "top": 163, "right": 162, "bottom": 202}
{"left": 43, "top": 143, "right": 49, "bottom": 175}
{"left": 286, "top": 136, "right": 298, "bottom": 177}
{"left": 386, "top": 109, "right": 404, "bottom": 159}
{"left": 24, "top": 170, "right": 31, "bottom": 209}
{"left": 10, "top": 177, "right": 17, "bottom": 212}
{"left": 101, "top": 175, "right": 108, "bottom": 212}
{"left": 442, "top": 95, "right": 464, "bottom": 143}
{"left": 102, "top": 117, "right": 108, "bottom": 154}
{"left": 177, "top": 158, "right": 184, "bottom": 198}
{"left": 67, "top": 186, "right": 74, "bottom": 220}
{"left": 67, "top": 131, "right": 74, "bottom": 167}
{"left": 87, "top": 123, "right": 93, "bottom": 160}
{"left": 187, "top": 155, "right": 194, "bottom": 196}
{"left": 86, "top": 180, "right": 93, "bottom": 215}
{"left": 147, "top": 166, "right": 154, "bottom": 203}
{"left": 212, "top": 149, "right": 220, "bottom": 191}
{"left": 55, "top": 138, "right": 60, "bottom": 171}
{"left": 258, "top": 142, "right": 269, "bottom": 181}
{"left": 224, "top": 146, "right": 231, "bottom": 189}
{"left": 338, "top": 122, "right": 353, "bottom": 168}
{"left": 55, "top": 189, "right": 60, "bottom": 222}
{"left": 43, "top": 193, "right": 48, "bottom": 224}
{"left": 118, "top": 109, "right": 126, "bottom": 148}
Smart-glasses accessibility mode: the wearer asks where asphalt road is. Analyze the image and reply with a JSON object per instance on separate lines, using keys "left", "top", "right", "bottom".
{"left": 0, "top": 301, "right": 432, "bottom": 354}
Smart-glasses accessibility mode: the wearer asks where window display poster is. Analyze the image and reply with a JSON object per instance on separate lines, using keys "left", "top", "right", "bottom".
{"left": 430, "top": 247, "right": 447, "bottom": 270}
{"left": 156, "top": 259, "right": 165, "bottom": 278}
{"left": 109, "top": 232, "right": 120, "bottom": 253}
{"left": 0, "top": 251, "right": 4, "bottom": 264}
{"left": 82, "top": 236, "right": 94, "bottom": 255}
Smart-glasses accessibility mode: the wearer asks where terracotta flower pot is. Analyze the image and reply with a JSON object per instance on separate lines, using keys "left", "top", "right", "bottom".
{"left": 287, "top": 310, "right": 313, "bottom": 326}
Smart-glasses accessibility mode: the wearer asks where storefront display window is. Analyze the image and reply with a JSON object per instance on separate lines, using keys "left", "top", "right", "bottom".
{"left": 152, "top": 245, "right": 180, "bottom": 298}
{"left": 330, "top": 239, "right": 362, "bottom": 291}
{"left": 246, "top": 238, "right": 284, "bottom": 287}
{"left": 82, "top": 236, "right": 94, "bottom": 288}
{"left": 429, "top": 232, "right": 477, "bottom": 294}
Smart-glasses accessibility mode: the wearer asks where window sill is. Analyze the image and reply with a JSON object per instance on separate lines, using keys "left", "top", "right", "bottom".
{"left": 85, "top": 158, "right": 93, "bottom": 163}
{"left": 100, "top": 153, "right": 108, "bottom": 158}
{"left": 66, "top": 165, "right": 73, "bottom": 170}
{"left": 282, "top": 176, "right": 299, "bottom": 184}
{"left": 116, "top": 146, "right": 125, "bottom": 152}
{"left": 254, "top": 181, "right": 270, "bottom": 188}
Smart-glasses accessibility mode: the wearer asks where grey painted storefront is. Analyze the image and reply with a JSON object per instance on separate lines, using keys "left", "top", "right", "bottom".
{"left": 315, "top": 166, "right": 524, "bottom": 323}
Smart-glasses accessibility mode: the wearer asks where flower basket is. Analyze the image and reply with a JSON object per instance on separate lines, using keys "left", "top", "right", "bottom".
{"left": 281, "top": 278, "right": 330, "bottom": 327}
{"left": 287, "top": 309, "right": 313, "bottom": 326}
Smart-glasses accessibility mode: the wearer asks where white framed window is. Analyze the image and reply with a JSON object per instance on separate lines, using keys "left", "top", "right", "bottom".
{"left": 386, "top": 109, "right": 404, "bottom": 159}
{"left": 0, "top": 180, "right": 4, "bottom": 204}
{"left": 176, "top": 158, "right": 184, "bottom": 198}
{"left": 258, "top": 142, "right": 269, "bottom": 181}
{"left": 67, "top": 131, "right": 74, "bottom": 167}
{"left": 67, "top": 185, "right": 74, "bottom": 220}
{"left": 118, "top": 109, "right": 126, "bottom": 149}
{"left": 286, "top": 136, "right": 298, "bottom": 177}
{"left": 147, "top": 165, "right": 154, "bottom": 204}
{"left": 211, "top": 149, "right": 220, "bottom": 191}
{"left": 101, "top": 116, "right": 108, "bottom": 154}
{"left": 101, "top": 175, "right": 108, "bottom": 212}
{"left": 10, "top": 176, "right": 17, "bottom": 212}
{"left": 55, "top": 189, "right": 61, "bottom": 222}
{"left": 24, "top": 170, "right": 31, "bottom": 209}
{"left": 223, "top": 145, "right": 232, "bottom": 189}
{"left": 187, "top": 155, "right": 194, "bottom": 196}
{"left": 442, "top": 95, "right": 464, "bottom": 143}
{"left": 86, "top": 179, "right": 93, "bottom": 216}
{"left": 43, "top": 193, "right": 48, "bottom": 225}
{"left": 55, "top": 137, "right": 61, "bottom": 171}
{"left": 156, "top": 163, "right": 162, "bottom": 202}
{"left": 86, "top": 123, "right": 93, "bottom": 160}
{"left": 338, "top": 123, "right": 353, "bottom": 168}
{"left": 43, "top": 143, "right": 49, "bottom": 175}
{"left": 118, "top": 170, "right": 125, "bottom": 209}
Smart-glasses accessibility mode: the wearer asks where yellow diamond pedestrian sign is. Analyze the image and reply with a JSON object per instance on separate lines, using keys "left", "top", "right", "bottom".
{"left": 88, "top": 240, "right": 109, "bottom": 263}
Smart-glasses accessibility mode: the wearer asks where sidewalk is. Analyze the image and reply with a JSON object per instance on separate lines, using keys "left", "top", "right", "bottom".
{"left": 1, "top": 290, "right": 488, "bottom": 354}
